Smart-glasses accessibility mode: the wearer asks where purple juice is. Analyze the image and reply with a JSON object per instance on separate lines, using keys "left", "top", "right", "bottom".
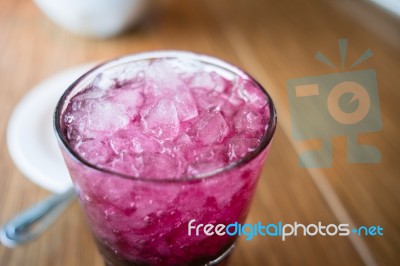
{"left": 55, "top": 52, "right": 276, "bottom": 266}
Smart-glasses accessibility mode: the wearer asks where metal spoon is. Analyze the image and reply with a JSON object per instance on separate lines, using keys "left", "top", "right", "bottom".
{"left": 0, "top": 187, "right": 76, "bottom": 247}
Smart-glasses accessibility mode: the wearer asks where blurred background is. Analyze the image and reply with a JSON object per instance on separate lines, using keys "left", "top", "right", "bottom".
{"left": 0, "top": 0, "right": 399, "bottom": 265}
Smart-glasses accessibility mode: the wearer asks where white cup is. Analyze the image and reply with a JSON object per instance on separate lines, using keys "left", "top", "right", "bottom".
{"left": 33, "top": 0, "right": 150, "bottom": 38}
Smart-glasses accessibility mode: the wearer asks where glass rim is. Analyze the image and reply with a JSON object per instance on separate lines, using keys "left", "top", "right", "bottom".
{"left": 54, "top": 50, "right": 277, "bottom": 183}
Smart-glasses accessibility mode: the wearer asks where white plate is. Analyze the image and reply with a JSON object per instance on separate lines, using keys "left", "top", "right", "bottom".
{"left": 7, "top": 63, "right": 96, "bottom": 193}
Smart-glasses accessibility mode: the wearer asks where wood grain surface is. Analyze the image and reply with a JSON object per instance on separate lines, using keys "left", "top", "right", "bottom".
{"left": 0, "top": 0, "right": 399, "bottom": 265}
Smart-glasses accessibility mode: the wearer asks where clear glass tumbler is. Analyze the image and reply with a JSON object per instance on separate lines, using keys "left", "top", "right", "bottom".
{"left": 54, "top": 51, "right": 277, "bottom": 266}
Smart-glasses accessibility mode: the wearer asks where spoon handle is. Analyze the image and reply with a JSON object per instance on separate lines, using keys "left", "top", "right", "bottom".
{"left": 0, "top": 187, "right": 76, "bottom": 247}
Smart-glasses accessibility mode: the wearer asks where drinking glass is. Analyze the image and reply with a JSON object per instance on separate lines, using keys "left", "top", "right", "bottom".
{"left": 54, "top": 51, "right": 277, "bottom": 266}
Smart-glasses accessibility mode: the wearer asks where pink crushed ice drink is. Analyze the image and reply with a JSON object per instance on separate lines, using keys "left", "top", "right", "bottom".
{"left": 55, "top": 51, "right": 276, "bottom": 266}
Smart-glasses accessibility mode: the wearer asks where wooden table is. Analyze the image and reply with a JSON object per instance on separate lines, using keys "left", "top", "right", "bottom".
{"left": 1, "top": 0, "right": 399, "bottom": 265}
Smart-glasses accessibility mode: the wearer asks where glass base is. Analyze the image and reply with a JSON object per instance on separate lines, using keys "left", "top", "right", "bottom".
{"left": 103, "top": 243, "right": 235, "bottom": 266}
{"left": 205, "top": 244, "right": 234, "bottom": 266}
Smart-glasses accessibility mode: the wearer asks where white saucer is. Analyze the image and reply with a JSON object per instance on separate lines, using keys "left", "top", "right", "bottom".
{"left": 7, "top": 63, "right": 96, "bottom": 193}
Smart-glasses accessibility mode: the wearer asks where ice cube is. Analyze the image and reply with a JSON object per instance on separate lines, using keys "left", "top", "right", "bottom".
{"left": 75, "top": 139, "right": 113, "bottom": 164}
{"left": 237, "top": 79, "right": 268, "bottom": 109}
{"left": 109, "top": 137, "right": 132, "bottom": 155}
{"left": 141, "top": 99, "right": 180, "bottom": 141}
{"left": 74, "top": 87, "right": 106, "bottom": 101}
{"left": 233, "top": 109, "right": 264, "bottom": 134}
{"left": 222, "top": 82, "right": 245, "bottom": 107}
{"left": 140, "top": 153, "right": 180, "bottom": 179}
{"left": 110, "top": 128, "right": 161, "bottom": 155}
{"left": 144, "top": 60, "right": 182, "bottom": 97}
{"left": 185, "top": 145, "right": 227, "bottom": 176}
{"left": 94, "top": 73, "right": 115, "bottom": 91}
{"left": 189, "top": 109, "right": 229, "bottom": 145}
{"left": 194, "top": 90, "right": 226, "bottom": 111}
{"left": 65, "top": 125, "right": 82, "bottom": 145}
{"left": 210, "top": 72, "right": 229, "bottom": 93}
{"left": 175, "top": 132, "right": 191, "bottom": 147}
{"left": 227, "top": 134, "right": 259, "bottom": 162}
{"left": 219, "top": 100, "right": 238, "bottom": 120}
{"left": 86, "top": 101, "right": 129, "bottom": 132}
{"left": 71, "top": 98, "right": 86, "bottom": 112}
{"left": 172, "top": 90, "right": 198, "bottom": 121}
{"left": 170, "top": 133, "right": 191, "bottom": 169}
{"left": 189, "top": 72, "right": 214, "bottom": 90}
{"left": 131, "top": 133, "right": 160, "bottom": 153}
{"left": 184, "top": 145, "right": 227, "bottom": 163}
{"left": 109, "top": 89, "right": 144, "bottom": 119}
{"left": 110, "top": 152, "right": 143, "bottom": 177}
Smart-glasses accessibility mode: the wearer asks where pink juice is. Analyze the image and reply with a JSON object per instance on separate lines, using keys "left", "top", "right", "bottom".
{"left": 55, "top": 52, "right": 276, "bottom": 266}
